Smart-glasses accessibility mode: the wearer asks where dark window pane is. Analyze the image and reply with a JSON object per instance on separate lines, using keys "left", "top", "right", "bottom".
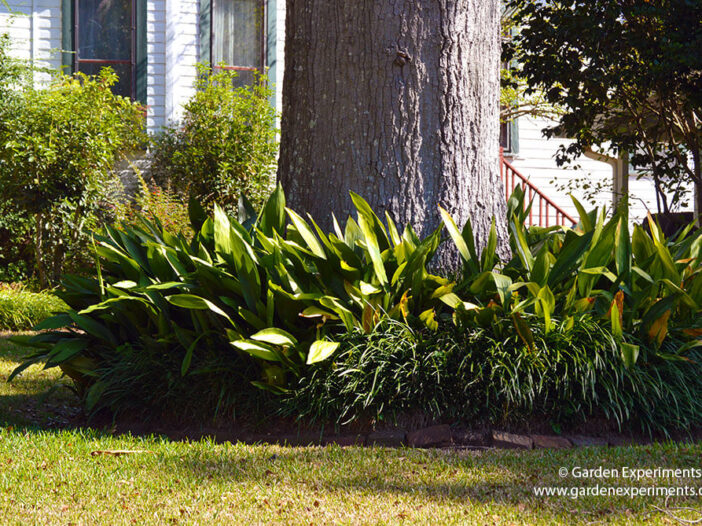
{"left": 214, "top": 67, "right": 258, "bottom": 89}
{"left": 500, "top": 120, "right": 511, "bottom": 151}
{"left": 78, "top": 0, "right": 132, "bottom": 60}
{"left": 78, "top": 62, "right": 132, "bottom": 98}
{"left": 213, "top": 0, "right": 263, "bottom": 69}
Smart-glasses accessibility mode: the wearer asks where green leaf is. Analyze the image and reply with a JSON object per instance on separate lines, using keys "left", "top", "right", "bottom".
{"left": 359, "top": 281, "right": 382, "bottom": 295}
{"left": 492, "top": 273, "right": 513, "bottom": 307}
{"left": 439, "top": 293, "right": 462, "bottom": 309}
{"left": 419, "top": 309, "right": 439, "bottom": 331}
{"left": 580, "top": 266, "right": 618, "bottom": 282}
{"left": 537, "top": 285, "right": 555, "bottom": 333}
{"left": 610, "top": 299, "right": 623, "bottom": 341}
{"left": 68, "top": 312, "right": 115, "bottom": 344}
{"left": 530, "top": 248, "right": 551, "bottom": 286}
{"left": 509, "top": 216, "right": 534, "bottom": 272}
{"left": 144, "top": 282, "right": 192, "bottom": 291}
{"left": 571, "top": 195, "right": 593, "bottom": 231}
{"left": 85, "top": 381, "right": 106, "bottom": 411}
{"left": 259, "top": 183, "right": 287, "bottom": 236}
{"left": 166, "top": 294, "right": 231, "bottom": 321}
{"left": 213, "top": 205, "right": 235, "bottom": 256}
{"left": 481, "top": 218, "right": 499, "bottom": 271}
{"left": 438, "top": 206, "right": 472, "bottom": 264}
{"left": 250, "top": 328, "right": 298, "bottom": 347}
{"left": 8, "top": 355, "right": 46, "bottom": 382}
{"left": 112, "top": 280, "right": 138, "bottom": 289}
{"left": 188, "top": 197, "right": 207, "bottom": 232}
{"left": 349, "top": 193, "right": 390, "bottom": 250}
{"left": 79, "top": 297, "right": 154, "bottom": 315}
{"left": 45, "top": 339, "right": 88, "bottom": 366}
{"left": 319, "top": 296, "right": 359, "bottom": 331}
{"left": 512, "top": 313, "right": 535, "bottom": 351}
{"left": 181, "top": 332, "right": 210, "bottom": 376}
{"left": 231, "top": 340, "right": 279, "bottom": 361}
{"left": 615, "top": 216, "right": 631, "bottom": 281}
{"left": 652, "top": 237, "right": 681, "bottom": 283}
{"left": 300, "top": 306, "right": 338, "bottom": 320}
{"left": 306, "top": 340, "right": 340, "bottom": 365}
{"left": 548, "top": 231, "right": 594, "bottom": 287}
{"left": 32, "top": 313, "right": 73, "bottom": 331}
{"left": 237, "top": 193, "right": 257, "bottom": 227}
{"left": 620, "top": 342, "right": 640, "bottom": 369}
{"left": 350, "top": 193, "right": 389, "bottom": 285}
{"left": 286, "top": 208, "right": 327, "bottom": 259}
{"left": 631, "top": 225, "right": 655, "bottom": 264}
{"left": 385, "top": 212, "right": 402, "bottom": 247}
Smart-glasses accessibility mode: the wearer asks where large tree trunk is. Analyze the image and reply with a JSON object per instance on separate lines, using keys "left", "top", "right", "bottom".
{"left": 278, "top": 0, "right": 508, "bottom": 269}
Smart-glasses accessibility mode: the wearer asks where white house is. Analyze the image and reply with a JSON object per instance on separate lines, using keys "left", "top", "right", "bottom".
{"left": 1, "top": 0, "right": 285, "bottom": 129}
{"left": 1, "top": 0, "right": 692, "bottom": 225}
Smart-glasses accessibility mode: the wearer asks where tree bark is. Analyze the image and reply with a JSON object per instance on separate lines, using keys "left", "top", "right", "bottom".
{"left": 278, "top": 0, "right": 508, "bottom": 269}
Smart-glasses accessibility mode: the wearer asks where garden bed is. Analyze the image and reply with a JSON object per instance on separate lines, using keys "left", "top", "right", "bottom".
{"left": 4, "top": 333, "right": 699, "bottom": 453}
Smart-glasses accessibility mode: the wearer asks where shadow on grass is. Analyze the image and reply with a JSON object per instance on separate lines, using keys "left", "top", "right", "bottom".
{"left": 0, "top": 334, "right": 80, "bottom": 428}
{"left": 6, "top": 421, "right": 701, "bottom": 525}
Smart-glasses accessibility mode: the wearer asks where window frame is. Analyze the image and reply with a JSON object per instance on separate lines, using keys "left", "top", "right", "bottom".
{"left": 62, "top": 0, "right": 147, "bottom": 103}
{"left": 203, "top": 0, "right": 267, "bottom": 79}
{"left": 500, "top": 118, "right": 519, "bottom": 155}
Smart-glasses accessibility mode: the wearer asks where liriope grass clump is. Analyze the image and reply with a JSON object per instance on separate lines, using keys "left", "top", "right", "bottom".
{"left": 284, "top": 316, "right": 702, "bottom": 435}
{"left": 0, "top": 285, "right": 67, "bottom": 331}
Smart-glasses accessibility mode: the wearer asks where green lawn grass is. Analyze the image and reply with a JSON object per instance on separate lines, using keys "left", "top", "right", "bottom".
{"left": 1, "top": 334, "right": 700, "bottom": 525}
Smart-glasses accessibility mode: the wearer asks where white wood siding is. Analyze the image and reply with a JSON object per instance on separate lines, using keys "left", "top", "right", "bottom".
{"left": 509, "top": 117, "right": 694, "bottom": 224}
{"left": 1, "top": 0, "right": 62, "bottom": 85}
{"left": 146, "top": 0, "right": 166, "bottom": 131}
{"left": 273, "top": 0, "right": 284, "bottom": 116}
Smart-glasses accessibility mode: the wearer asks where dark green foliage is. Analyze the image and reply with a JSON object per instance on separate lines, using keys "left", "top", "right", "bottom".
{"left": 284, "top": 320, "right": 486, "bottom": 425}
{"left": 9, "top": 186, "right": 455, "bottom": 417}
{"left": 504, "top": 0, "right": 702, "bottom": 213}
{"left": 0, "top": 35, "right": 35, "bottom": 283}
{"left": 149, "top": 67, "right": 278, "bottom": 214}
{"left": 286, "top": 317, "right": 702, "bottom": 434}
{"left": 0, "top": 200, "right": 33, "bottom": 282}
{"left": 442, "top": 186, "right": 702, "bottom": 369}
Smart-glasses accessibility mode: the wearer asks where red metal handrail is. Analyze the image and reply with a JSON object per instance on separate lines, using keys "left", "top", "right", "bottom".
{"left": 500, "top": 148, "right": 576, "bottom": 227}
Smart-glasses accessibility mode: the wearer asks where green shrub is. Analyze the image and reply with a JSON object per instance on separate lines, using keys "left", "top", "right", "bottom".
{"left": 149, "top": 67, "right": 278, "bottom": 214}
{"left": 0, "top": 284, "right": 68, "bottom": 331}
{"left": 0, "top": 34, "right": 35, "bottom": 283}
{"left": 440, "top": 186, "right": 702, "bottom": 369}
{"left": 0, "top": 32, "right": 32, "bottom": 113}
{"left": 10, "top": 186, "right": 701, "bottom": 433}
{"left": 0, "top": 200, "right": 33, "bottom": 283}
{"left": 8, "top": 187, "right": 456, "bottom": 417}
{"left": 0, "top": 68, "right": 146, "bottom": 286}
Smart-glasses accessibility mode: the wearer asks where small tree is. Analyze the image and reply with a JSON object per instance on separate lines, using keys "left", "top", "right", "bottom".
{"left": 149, "top": 67, "right": 278, "bottom": 214}
{"left": 506, "top": 0, "right": 702, "bottom": 218}
{"left": 0, "top": 68, "right": 146, "bottom": 286}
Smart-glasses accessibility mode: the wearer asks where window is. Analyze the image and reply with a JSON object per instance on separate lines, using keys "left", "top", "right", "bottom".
{"left": 203, "top": 0, "right": 266, "bottom": 87}
{"left": 62, "top": 0, "right": 146, "bottom": 101}
{"left": 500, "top": 120, "right": 512, "bottom": 152}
